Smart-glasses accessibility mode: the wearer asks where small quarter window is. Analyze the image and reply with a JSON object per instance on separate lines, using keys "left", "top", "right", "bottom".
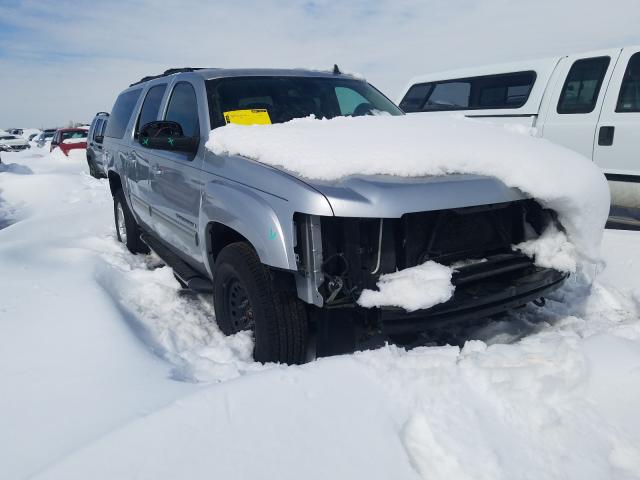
{"left": 616, "top": 52, "right": 640, "bottom": 113}
{"left": 165, "top": 82, "right": 200, "bottom": 138}
{"left": 557, "top": 56, "right": 610, "bottom": 114}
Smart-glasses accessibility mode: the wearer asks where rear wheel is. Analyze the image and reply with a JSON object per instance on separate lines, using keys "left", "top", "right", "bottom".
{"left": 113, "top": 188, "right": 149, "bottom": 254}
{"left": 213, "top": 242, "right": 308, "bottom": 364}
{"left": 87, "top": 155, "right": 100, "bottom": 178}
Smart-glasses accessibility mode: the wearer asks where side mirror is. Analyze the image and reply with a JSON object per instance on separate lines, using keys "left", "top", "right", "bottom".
{"left": 138, "top": 121, "right": 199, "bottom": 153}
{"left": 95, "top": 135, "right": 104, "bottom": 144}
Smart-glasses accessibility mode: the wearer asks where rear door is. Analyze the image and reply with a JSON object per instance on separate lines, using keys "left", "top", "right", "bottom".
{"left": 539, "top": 49, "right": 622, "bottom": 159}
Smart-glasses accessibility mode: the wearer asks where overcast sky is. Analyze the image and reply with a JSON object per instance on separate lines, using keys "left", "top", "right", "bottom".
{"left": 1, "top": 0, "right": 639, "bottom": 128}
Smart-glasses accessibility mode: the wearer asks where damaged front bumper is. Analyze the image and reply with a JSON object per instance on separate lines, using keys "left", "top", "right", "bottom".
{"left": 314, "top": 254, "right": 568, "bottom": 356}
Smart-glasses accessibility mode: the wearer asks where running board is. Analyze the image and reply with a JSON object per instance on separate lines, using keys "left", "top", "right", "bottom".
{"left": 140, "top": 233, "right": 213, "bottom": 293}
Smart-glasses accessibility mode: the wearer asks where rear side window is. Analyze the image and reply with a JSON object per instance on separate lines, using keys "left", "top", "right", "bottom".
{"left": 616, "top": 52, "right": 640, "bottom": 112}
{"left": 136, "top": 84, "right": 167, "bottom": 134}
{"left": 557, "top": 57, "right": 610, "bottom": 114}
{"left": 400, "top": 71, "right": 536, "bottom": 112}
{"left": 165, "top": 82, "right": 199, "bottom": 137}
{"left": 92, "top": 119, "right": 103, "bottom": 140}
{"left": 104, "top": 89, "right": 142, "bottom": 139}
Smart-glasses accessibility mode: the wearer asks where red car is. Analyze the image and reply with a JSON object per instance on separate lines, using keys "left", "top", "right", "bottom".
{"left": 50, "top": 128, "right": 88, "bottom": 156}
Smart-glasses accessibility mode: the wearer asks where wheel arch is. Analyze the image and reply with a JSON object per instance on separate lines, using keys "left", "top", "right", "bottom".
{"left": 108, "top": 171, "right": 122, "bottom": 196}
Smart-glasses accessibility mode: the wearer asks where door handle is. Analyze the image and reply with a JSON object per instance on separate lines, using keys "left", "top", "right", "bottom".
{"left": 598, "top": 126, "right": 615, "bottom": 146}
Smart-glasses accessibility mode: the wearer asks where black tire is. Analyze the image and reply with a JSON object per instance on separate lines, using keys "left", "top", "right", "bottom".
{"left": 87, "top": 154, "right": 99, "bottom": 178}
{"left": 113, "top": 188, "right": 149, "bottom": 254}
{"left": 213, "top": 242, "right": 308, "bottom": 364}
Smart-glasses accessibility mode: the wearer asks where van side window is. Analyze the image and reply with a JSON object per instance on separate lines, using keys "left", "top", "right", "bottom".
{"left": 165, "top": 82, "right": 200, "bottom": 138}
{"left": 557, "top": 57, "right": 610, "bottom": 114}
{"left": 104, "top": 89, "right": 142, "bottom": 139}
{"left": 616, "top": 52, "right": 640, "bottom": 112}
{"left": 427, "top": 82, "right": 471, "bottom": 110}
{"left": 400, "top": 71, "right": 536, "bottom": 112}
{"left": 136, "top": 84, "right": 167, "bottom": 135}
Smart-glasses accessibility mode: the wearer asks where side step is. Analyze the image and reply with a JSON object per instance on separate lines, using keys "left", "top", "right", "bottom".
{"left": 140, "top": 233, "right": 213, "bottom": 293}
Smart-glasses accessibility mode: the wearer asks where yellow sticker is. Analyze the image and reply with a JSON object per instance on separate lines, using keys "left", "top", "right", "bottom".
{"left": 223, "top": 109, "right": 272, "bottom": 126}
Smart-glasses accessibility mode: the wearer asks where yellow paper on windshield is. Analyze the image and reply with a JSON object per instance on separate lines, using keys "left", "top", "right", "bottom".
{"left": 223, "top": 109, "right": 272, "bottom": 126}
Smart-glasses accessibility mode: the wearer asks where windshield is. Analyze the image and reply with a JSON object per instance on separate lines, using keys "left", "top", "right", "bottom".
{"left": 206, "top": 76, "right": 403, "bottom": 128}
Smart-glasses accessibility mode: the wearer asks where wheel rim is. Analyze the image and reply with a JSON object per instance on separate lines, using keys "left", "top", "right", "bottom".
{"left": 116, "top": 202, "right": 128, "bottom": 244}
{"left": 225, "top": 277, "right": 255, "bottom": 332}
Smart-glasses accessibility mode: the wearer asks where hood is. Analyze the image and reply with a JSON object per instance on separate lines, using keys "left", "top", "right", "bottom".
{"left": 302, "top": 173, "right": 526, "bottom": 217}
{"left": 207, "top": 114, "right": 610, "bottom": 263}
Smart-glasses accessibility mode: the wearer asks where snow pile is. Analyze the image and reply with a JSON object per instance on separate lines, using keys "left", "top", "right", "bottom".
{"left": 2, "top": 142, "right": 640, "bottom": 480}
{"left": 207, "top": 115, "right": 610, "bottom": 267}
{"left": 515, "top": 224, "right": 578, "bottom": 272}
{"left": 358, "top": 260, "right": 454, "bottom": 311}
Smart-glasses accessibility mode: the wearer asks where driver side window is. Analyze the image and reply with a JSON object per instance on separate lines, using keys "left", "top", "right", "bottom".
{"left": 335, "top": 86, "right": 370, "bottom": 116}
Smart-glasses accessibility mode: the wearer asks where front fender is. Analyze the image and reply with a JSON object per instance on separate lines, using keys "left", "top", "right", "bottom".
{"left": 200, "top": 179, "right": 298, "bottom": 273}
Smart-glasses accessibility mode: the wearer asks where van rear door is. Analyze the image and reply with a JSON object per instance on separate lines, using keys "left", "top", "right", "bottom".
{"left": 539, "top": 49, "right": 622, "bottom": 159}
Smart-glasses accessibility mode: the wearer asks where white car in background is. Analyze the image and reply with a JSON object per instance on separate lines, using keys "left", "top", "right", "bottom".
{"left": 399, "top": 46, "right": 640, "bottom": 226}
{"left": 0, "top": 134, "right": 30, "bottom": 152}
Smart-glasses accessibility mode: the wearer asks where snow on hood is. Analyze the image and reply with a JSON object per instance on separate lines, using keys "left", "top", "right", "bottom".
{"left": 207, "top": 115, "right": 610, "bottom": 266}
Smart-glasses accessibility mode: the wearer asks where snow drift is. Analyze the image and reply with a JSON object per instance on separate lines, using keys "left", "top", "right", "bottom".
{"left": 207, "top": 115, "right": 610, "bottom": 266}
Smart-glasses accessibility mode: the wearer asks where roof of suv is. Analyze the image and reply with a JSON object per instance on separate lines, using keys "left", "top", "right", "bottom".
{"left": 129, "top": 67, "right": 361, "bottom": 88}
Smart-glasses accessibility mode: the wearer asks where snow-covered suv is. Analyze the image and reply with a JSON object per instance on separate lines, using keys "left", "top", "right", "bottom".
{"left": 104, "top": 67, "right": 608, "bottom": 364}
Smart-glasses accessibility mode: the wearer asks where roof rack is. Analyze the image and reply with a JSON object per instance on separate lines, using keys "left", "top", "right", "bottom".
{"left": 129, "top": 67, "right": 204, "bottom": 87}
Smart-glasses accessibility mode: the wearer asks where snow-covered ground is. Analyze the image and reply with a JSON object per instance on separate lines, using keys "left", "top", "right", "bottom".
{"left": 1, "top": 148, "right": 639, "bottom": 479}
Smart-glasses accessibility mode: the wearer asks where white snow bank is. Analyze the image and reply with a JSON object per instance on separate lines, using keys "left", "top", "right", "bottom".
{"left": 515, "top": 224, "right": 578, "bottom": 273}
{"left": 207, "top": 115, "right": 610, "bottom": 267}
{"left": 358, "top": 260, "right": 454, "bottom": 311}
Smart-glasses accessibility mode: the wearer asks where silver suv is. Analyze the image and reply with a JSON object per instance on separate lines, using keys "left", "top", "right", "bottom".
{"left": 104, "top": 68, "right": 566, "bottom": 364}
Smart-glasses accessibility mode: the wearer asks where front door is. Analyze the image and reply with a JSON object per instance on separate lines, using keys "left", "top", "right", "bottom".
{"left": 593, "top": 49, "right": 640, "bottom": 211}
{"left": 146, "top": 81, "right": 204, "bottom": 262}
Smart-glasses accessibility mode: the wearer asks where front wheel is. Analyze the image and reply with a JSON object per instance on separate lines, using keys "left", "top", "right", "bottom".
{"left": 113, "top": 188, "right": 149, "bottom": 254}
{"left": 213, "top": 242, "right": 308, "bottom": 364}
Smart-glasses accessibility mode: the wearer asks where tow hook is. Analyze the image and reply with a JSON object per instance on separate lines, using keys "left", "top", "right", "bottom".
{"left": 533, "top": 297, "right": 546, "bottom": 307}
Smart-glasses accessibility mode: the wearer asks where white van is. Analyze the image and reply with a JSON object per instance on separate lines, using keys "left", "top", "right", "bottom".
{"left": 399, "top": 46, "right": 640, "bottom": 225}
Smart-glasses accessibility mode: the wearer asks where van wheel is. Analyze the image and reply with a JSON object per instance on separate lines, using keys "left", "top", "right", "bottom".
{"left": 213, "top": 242, "right": 308, "bottom": 364}
{"left": 113, "top": 188, "right": 149, "bottom": 254}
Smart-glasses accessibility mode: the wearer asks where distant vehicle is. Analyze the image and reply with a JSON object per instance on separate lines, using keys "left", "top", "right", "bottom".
{"left": 8, "top": 128, "right": 23, "bottom": 136}
{"left": 35, "top": 129, "right": 57, "bottom": 148}
{"left": 399, "top": 46, "right": 640, "bottom": 224}
{"left": 104, "top": 67, "right": 570, "bottom": 364}
{"left": 86, "top": 112, "right": 109, "bottom": 178}
{"left": 0, "top": 134, "right": 30, "bottom": 151}
{"left": 50, "top": 128, "right": 88, "bottom": 156}
{"left": 27, "top": 133, "right": 39, "bottom": 141}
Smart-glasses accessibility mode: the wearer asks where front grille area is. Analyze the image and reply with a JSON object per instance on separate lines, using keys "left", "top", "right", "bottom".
{"left": 317, "top": 199, "right": 552, "bottom": 304}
